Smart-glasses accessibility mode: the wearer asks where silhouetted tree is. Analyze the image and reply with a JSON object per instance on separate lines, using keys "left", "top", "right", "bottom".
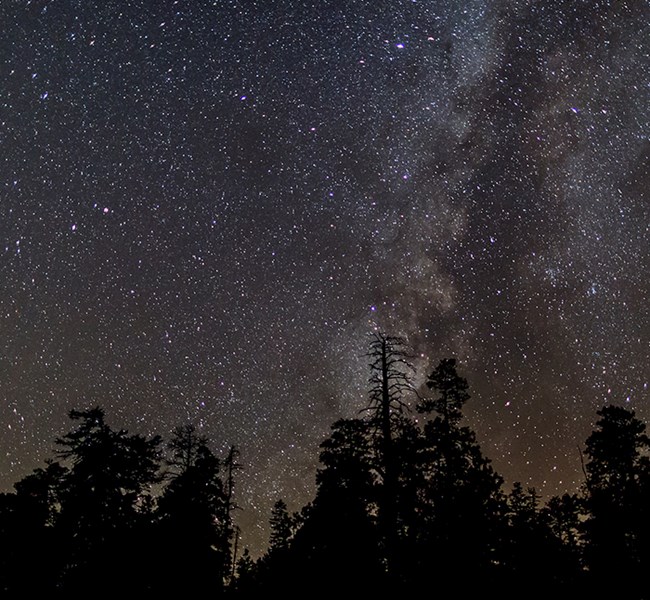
{"left": 503, "top": 482, "right": 542, "bottom": 578}
{"left": 224, "top": 444, "right": 242, "bottom": 581}
{"left": 288, "top": 418, "right": 384, "bottom": 592}
{"left": 583, "top": 405, "right": 650, "bottom": 595}
{"left": 418, "top": 357, "right": 470, "bottom": 423}
{"left": 387, "top": 414, "right": 425, "bottom": 585}
{"left": 156, "top": 428, "right": 231, "bottom": 595}
{"left": 0, "top": 460, "right": 67, "bottom": 594}
{"left": 249, "top": 498, "right": 297, "bottom": 592}
{"left": 269, "top": 499, "right": 293, "bottom": 552}
{"left": 414, "top": 358, "right": 505, "bottom": 591}
{"left": 166, "top": 423, "right": 208, "bottom": 476}
{"left": 545, "top": 493, "right": 584, "bottom": 555}
{"left": 231, "top": 548, "right": 258, "bottom": 595}
{"left": 9, "top": 363, "right": 650, "bottom": 595}
{"left": 11, "top": 460, "right": 66, "bottom": 533}
{"left": 365, "top": 332, "right": 414, "bottom": 576}
{"left": 499, "top": 483, "right": 582, "bottom": 595}
{"left": 543, "top": 492, "right": 585, "bottom": 588}
{"left": 54, "top": 407, "right": 162, "bottom": 592}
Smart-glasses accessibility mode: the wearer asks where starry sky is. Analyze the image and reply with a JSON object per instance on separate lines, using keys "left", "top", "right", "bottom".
{"left": 1, "top": 0, "right": 648, "bottom": 553}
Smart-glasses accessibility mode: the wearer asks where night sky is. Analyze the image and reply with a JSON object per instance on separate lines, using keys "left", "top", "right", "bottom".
{"left": 1, "top": 0, "right": 648, "bottom": 553}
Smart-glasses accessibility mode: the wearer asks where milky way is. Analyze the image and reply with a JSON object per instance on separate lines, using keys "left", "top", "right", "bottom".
{"left": 1, "top": 0, "right": 648, "bottom": 553}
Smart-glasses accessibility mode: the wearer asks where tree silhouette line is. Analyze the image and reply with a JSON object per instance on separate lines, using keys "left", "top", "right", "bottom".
{"left": 1, "top": 333, "right": 648, "bottom": 597}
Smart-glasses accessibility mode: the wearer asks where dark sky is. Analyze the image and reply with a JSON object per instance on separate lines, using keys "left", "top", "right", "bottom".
{"left": 1, "top": 0, "right": 648, "bottom": 554}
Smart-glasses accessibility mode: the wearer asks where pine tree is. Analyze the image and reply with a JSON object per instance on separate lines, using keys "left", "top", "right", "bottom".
{"left": 166, "top": 423, "right": 207, "bottom": 476}
{"left": 54, "top": 408, "right": 162, "bottom": 592}
{"left": 269, "top": 499, "right": 293, "bottom": 552}
{"left": 0, "top": 460, "right": 67, "bottom": 593}
{"left": 583, "top": 405, "right": 650, "bottom": 595}
{"left": 156, "top": 427, "right": 233, "bottom": 595}
{"left": 364, "top": 332, "right": 414, "bottom": 576}
{"left": 289, "top": 418, "right": 384, "bottom": 593}
{"left": 414, "top": 359, "right": 504, "bottom": 590}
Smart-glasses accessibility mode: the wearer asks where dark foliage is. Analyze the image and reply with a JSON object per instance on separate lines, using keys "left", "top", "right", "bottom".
{"left": 0, "top": 337, "right": 647, "bottom": 596}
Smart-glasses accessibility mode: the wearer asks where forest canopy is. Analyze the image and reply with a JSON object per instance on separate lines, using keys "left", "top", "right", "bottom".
{"left": 1, "top": 333, "right": 647, "bottom": 597}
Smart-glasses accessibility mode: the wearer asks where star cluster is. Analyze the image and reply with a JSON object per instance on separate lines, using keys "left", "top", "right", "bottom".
{"left": 1, "top": 0, "right": 648, "bottom": 553}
